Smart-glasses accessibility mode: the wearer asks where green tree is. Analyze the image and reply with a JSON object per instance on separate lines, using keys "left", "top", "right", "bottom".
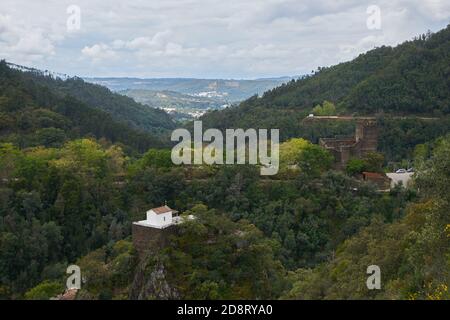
{"left": 298, "top": 144, "right": 334, "bottom": 177}
{"left": 346, "top": 158, "right": 366, "bottom": 175}
{"left": 312, "top": 101, "right": 337, "bottom": 116}
{"left": 24, "top": 280, "right": 64, "bottom": 300}
{"left": 363, "top": 152, "right": 384, "bottom": 172}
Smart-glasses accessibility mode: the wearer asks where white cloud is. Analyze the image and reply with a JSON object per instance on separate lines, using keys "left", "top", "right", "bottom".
{"left": 412, "top": 0, "right": 450, "bottom": 21}
{"left": 0, "top": 14, "right": 56, "bottom": 64}
{"left": 81, "top": 43, "right": 118, "bottom": 62}
{"left": 0, "top": 0, "right": 449, "bottom": 78}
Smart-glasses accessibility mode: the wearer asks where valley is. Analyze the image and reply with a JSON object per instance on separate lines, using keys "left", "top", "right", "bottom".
{"left": 85, "top": 76, "right": 294, "bottom": 120}
{"left": 0, "top": 22, "right": 449, "bottom": 301}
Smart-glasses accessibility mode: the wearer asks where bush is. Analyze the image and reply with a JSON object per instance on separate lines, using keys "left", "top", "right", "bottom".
{"left": 24, "top": 280, "right": 64, "bottom": 300}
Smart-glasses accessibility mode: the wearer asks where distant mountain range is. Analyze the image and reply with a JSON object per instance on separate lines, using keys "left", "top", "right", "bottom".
{"left": 84, "top": 77, "right": 296, "bottom": 119}
{"left": 120, "top": 89, "right": 228, "bottom": 120}
{"left": 84, "top": 77, "right": 295, "bottom": 102}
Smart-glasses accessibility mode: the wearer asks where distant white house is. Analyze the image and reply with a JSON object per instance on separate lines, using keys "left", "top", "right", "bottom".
{"left": 133, "top": 205, "right": 194, "bottom": 229}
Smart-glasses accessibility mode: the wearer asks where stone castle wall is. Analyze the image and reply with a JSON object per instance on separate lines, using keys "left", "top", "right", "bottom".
{"left": 356, "top": 120, "right": 378, "bottom": 154}
{"left": 132, "top": 224, "right": 176, "bottom": 257}
{"left": 321, "top": 119, "right": 379, "bottom": 169}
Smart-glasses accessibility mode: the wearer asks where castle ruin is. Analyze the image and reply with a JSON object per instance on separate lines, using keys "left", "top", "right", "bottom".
{"left": 305, "top": 116, "right": 379, "bottom": 170}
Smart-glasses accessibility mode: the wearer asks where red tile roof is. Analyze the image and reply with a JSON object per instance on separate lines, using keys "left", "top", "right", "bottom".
{"left": 362, "top": 171, "right": 386, "bottom": 179}
{"left": 152, "top": 205, "right": 178, "bottom": 215}
{"left": 58, "top": 289, "right": 78, "bottom": 300}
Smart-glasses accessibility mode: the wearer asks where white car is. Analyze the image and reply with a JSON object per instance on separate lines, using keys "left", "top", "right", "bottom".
{"left": 395, "top": 169, "right": 407, "bottom": 174}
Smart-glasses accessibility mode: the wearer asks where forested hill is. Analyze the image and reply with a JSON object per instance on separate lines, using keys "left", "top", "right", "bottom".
{"left": 201, "top": 25, "right": 450, "bottom": 130}
{"left": 0, "top": 61, "right": 172, "bottom": 152}
{"left": 5, "top": 62, "right": 175, "bottom": 133}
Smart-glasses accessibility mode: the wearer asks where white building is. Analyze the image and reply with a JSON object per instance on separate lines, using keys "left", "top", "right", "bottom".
{"left": 133, "top": 205, "right": 195, "bottom": 230}
{"left": 133, "top": 205, "right": 179, "bottom": 229}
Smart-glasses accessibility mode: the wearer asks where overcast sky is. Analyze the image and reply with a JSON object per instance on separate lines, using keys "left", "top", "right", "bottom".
{"left": 0, "top": 0, "right": 449, "bottom": 79}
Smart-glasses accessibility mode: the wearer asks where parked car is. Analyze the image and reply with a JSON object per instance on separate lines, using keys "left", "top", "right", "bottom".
{"left": 395, "top": 168, "right": 407, "bottom": 173}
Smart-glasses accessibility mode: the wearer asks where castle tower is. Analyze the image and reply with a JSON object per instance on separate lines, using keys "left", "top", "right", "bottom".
{"left": 306, "top": 116, "right": 379, "bottom": 169}
{"left": 355, "top": 119, "right": 378, "bottom": 157}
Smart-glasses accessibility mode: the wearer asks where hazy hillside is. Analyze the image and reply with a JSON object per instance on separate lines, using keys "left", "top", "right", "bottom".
{"left": 0, "top": 61, "right": 170, "bottom": 152}
{"left": 51, "top": 80, "right": 175, "bottom": 134}
{"left": 6, "top": 64, "right": 176, "bottom": 134}
{"left": 85, "top": 77, "right": 294, "bottom": 102}
{"left": 121, "top": 89, "right": 228, "bottom": 120}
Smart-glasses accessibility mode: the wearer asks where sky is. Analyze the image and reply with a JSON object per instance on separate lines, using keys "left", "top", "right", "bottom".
{"left": 0, "top": 0, "right": 449, "bottom": 79}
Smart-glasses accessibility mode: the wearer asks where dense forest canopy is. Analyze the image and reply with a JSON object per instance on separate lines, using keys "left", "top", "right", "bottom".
{"left": 0, "top": 25, "right": 449, "bottom": 300}
{"left": 0, "top": 61, "right": 173, "bottom": 152}
{"left": 3, "top": 133, "right": 446, "bottom": 300}
{"left": 34, "top": 75, "right": 176, "bottom": 134}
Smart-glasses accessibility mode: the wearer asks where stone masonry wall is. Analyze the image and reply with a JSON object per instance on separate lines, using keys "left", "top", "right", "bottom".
{"left": 132, "top": 224, "right": 176, "bottom": 257}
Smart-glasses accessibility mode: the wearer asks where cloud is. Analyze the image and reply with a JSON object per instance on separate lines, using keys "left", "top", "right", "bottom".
{"left": 121, "top": 31, "right": 172, "bottom": 50}
{"left": 0, "top": 0, "right": 449, "bottom": 78}
{"left": 0, "top": 14, "right": 56, "bottom": 63}
{"left": 84, "top": 30, "right": 219, "bottom": 63}
{"left": 81, "top": 43, "right": 118, "bottom": 62}
{"left": 413, "top": 0, "right": 450, "bottom": 20}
